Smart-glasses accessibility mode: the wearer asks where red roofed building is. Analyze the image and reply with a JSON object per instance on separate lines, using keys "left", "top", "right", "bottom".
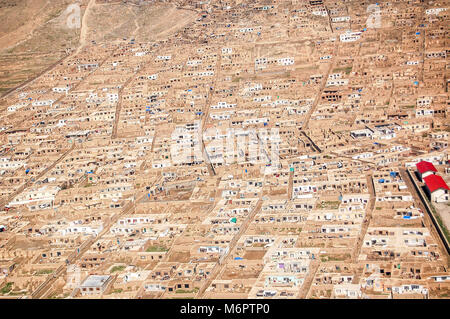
{"left": 423, "top": 174, "right": 449, "bottom": 203}
{"left": 416, "top": 161, "right": 437, "bottom": 181}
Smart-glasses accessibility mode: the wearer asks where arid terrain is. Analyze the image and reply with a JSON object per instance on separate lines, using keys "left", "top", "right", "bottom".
{"left": 0, "top": 0, "right": 196, "bottom": 95}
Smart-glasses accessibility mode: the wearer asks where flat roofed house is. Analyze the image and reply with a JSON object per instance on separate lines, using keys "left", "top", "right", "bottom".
{"left": 416, "top": 161, "right": 437, "bottom": 181}
{"left": 350, "top": 128, "right": 373, "bottom": 139}
{"left": 423, "top": 175, "right": 449, "bottom": 203}
{"left": 80, "top": 275, "right": 112, "bottom": 296}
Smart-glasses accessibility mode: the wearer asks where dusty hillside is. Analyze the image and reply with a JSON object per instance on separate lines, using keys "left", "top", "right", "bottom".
{"left": 0, "top": 0, "right": 84, "bottom": 53}
{"left": 0, "top": 0, "right": 87, "bottom": 95}
{"left": 83, "top": 1, "right": 197, "bottom": 43}
{"left": 0, "top": 0, "right": 197, "bottom": 95}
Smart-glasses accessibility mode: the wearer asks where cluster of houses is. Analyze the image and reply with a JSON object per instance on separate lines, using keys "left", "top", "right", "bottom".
{"left": 416, "top": 161, "right": 449, "bottom": 203}
{"left": 0, "top": 0, "right": 448, "bottom": 299}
